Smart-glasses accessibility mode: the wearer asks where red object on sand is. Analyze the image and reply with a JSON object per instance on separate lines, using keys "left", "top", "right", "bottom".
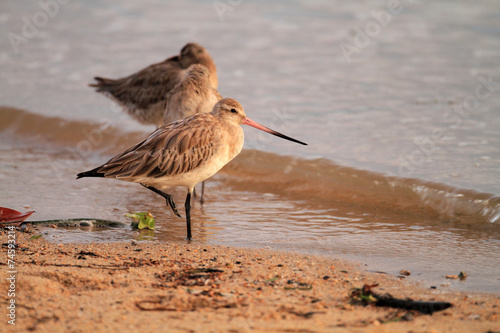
{"left": 0, "top": 207, "right": 35, "bottom": 226}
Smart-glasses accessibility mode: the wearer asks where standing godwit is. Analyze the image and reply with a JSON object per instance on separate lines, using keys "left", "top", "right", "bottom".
{"left": 77, "top": 98, "right": 307, "bottom": 240}
{"left": 163, "top": 63, "right": 223, "bottom": 203}
{"left": 89, "top": 43, "right": 218, "bottom": 128}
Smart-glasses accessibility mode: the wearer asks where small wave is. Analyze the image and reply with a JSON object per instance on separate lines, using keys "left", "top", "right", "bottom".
{"left": 2, "top": 106, "right": 499, "bottom": 226}
{"left": 222, "top": 150, "right": 500, "bottom": 226}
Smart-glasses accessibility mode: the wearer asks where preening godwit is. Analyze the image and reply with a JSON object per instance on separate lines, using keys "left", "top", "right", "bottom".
{"left": 89, "top": 43, "right": 218, "bottom": 128}
{"left": 77, "top": 98, "right": 307, "bottom": 240}
{"left": 163, "top": 63, "right": 223, "bottom": 203}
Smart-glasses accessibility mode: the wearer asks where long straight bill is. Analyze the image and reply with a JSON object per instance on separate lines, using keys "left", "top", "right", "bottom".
{"left": 243, "top": 117, "right": 307, "bottom": 146}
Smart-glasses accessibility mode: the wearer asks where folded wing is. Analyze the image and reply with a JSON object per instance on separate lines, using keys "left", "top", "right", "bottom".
{"left": 97, "top": 115, "right": 218, "bottom": 180}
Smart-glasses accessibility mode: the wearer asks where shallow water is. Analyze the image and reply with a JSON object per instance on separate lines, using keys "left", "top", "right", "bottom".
{"left": 1, "top": 1, "right": 500, "bottom": 293}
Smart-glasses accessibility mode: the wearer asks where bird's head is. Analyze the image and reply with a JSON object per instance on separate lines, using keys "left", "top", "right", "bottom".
{"left": 212, "top": 98, "right": 307, "bottom": 146}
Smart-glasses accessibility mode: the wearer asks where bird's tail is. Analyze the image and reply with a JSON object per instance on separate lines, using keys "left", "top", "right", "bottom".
{"left": 76, "top": 167, "right": 105, "bottom": 179}
{"left": 88, "top": 77, "right": 119, "bottom": 92}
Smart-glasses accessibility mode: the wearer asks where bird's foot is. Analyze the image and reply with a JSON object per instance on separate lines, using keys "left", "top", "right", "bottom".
{"left": 166, "top": 197, "right": 181, "bottom": 218}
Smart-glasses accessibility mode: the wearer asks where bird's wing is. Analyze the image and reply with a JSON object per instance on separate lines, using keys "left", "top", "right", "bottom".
{"left": 92, "top": 60, "right": 184, "bottom": 109}
{"left": 98, "top": 114, "right": 219, "bottom": 179}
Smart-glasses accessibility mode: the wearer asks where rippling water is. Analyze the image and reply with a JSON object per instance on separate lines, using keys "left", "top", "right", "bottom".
{"left": 1, "top": 1, "right": 499, "bottom": 292}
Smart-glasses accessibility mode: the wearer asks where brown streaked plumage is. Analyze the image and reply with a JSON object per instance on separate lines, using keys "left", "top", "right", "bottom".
{"left": 77, "top": 98, "right": 307, "bottom": 240}
{"left": 89, "top": 43, "right": 218, "bottom": 127}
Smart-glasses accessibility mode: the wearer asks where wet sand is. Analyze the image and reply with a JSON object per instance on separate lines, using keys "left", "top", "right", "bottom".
{"left": 2, "top": 229, "right": 499, "bottom": 332}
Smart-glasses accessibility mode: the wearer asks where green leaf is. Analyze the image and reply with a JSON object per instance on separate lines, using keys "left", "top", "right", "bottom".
{"left": 126, "top": 212, "right": 155, "bottom": 230}
{"left": 31, "top": 234, "right": 42, "bottom": 240}
{"left": 360, "top": 294, "right": 377, "bottom": 303}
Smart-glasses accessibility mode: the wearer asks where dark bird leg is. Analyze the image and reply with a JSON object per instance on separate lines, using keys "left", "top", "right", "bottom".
{"left": 192, "top": 181, "right": 205, "bottom": 204}
{"left": 142, "top": 185, "right": 181, "bottom": 217}
{"left": 200, "top": 181, "right": 205, "bottom": 205}
{"left": 185, "top": 190, "right": 193, "bottom": 240}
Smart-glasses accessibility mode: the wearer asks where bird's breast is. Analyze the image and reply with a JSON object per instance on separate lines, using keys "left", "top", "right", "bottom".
{"left": 225, "top": 125, "right": 244, "bottom": 161}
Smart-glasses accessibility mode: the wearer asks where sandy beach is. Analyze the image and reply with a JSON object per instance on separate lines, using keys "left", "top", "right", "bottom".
{"left": 2, "top": 2, "right": 500, "bottom": 332}
{"left": 2, "top": 228, "right": 499, "bottom": 332}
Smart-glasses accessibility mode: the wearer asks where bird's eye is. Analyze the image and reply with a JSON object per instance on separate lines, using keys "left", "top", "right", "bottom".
{"left": 230, "top": 108, "right": 237, "bottom": 113}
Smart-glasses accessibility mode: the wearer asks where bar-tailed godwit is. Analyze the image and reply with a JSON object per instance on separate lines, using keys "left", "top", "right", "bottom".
{"left": 90, "top": 43, "right": 218, "bottom": 128}
{"left": 77, "top": 98, "right": 306, "bottom": 240}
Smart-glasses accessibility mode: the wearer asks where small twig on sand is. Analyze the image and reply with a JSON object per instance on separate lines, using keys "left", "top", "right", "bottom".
{"left": 350, "top": 284, "right": 452, "bottom": 314}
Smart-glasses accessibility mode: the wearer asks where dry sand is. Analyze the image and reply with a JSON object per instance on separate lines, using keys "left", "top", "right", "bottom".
{"left": 1, "top": 228, "right": 499, "bottom": 332}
